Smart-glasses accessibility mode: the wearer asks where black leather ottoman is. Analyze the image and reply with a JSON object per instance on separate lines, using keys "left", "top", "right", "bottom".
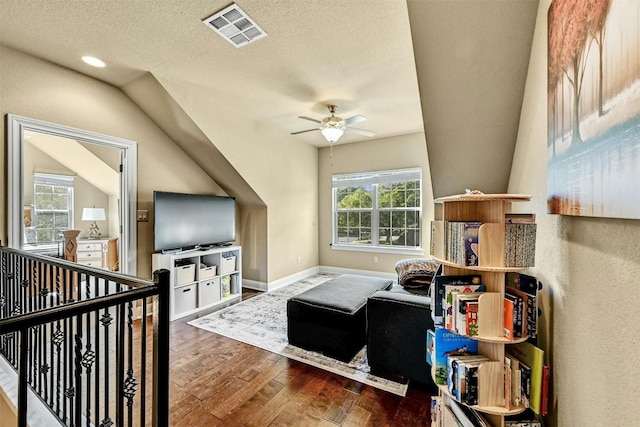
{"left": 287, "top": 274, "right": 392, "bottom": 362}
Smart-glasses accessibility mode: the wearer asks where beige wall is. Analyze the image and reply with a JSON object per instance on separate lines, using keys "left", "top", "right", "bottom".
{"left": 151, "top": 76, "right": 319, "bottom": 283}
{"left": 318, "top": 132, "right": 434, "bottom": 273}
{"left": 0, "top": 46, "right": 225, "bottom": 278}
{"left": 508, "top": 1, "right": 640, "bottom": 425}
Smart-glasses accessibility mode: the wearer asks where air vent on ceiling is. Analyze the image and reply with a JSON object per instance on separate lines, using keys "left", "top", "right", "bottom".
{"left": 203, "top": 3, "right": 267, "bottom": 48}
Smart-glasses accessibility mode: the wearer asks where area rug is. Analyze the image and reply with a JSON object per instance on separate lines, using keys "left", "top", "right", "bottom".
{"left": 187, "top": 273, "right": 408, "bottom": 396}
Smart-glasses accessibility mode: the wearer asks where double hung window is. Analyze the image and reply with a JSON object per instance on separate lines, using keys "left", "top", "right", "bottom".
{"left": 32, "top": 173, "right": 74, "bottom": 244}
{"left": 332, "top": 168, "right": 422, "bottom": 253}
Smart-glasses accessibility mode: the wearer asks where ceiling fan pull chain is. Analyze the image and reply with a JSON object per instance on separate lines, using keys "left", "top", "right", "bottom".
{"left": 330, "top": 142, "right": 334, "bottom": 167}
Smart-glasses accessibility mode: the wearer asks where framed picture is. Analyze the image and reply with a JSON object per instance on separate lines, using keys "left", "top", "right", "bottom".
{"left": 547, "top": 0, "right": 640, "bottom": 219}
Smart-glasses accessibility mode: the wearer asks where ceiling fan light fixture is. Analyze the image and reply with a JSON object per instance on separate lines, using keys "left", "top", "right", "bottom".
{"left": 321, "top": 126, "right": 344, "bottom": 143}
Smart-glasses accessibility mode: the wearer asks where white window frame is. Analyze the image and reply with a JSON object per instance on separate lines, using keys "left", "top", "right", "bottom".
{"left": 331, "top": 167, "right": 424, "bottom": 255}
{"left": 31, "top": 173, "right": 75, "bottom": 245}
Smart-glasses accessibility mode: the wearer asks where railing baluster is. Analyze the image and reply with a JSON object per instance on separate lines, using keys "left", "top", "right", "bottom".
{"left": 17, "top": 328, "right": 28, "bottom": 427}
{"left": 141, "top": 296, "right": 148, "bottom": 427}
{"left": 116, "top": 301, "right": 125, "bottom": 427}
{"left": 63, "top": 311, "right": 70, "bottom": 424}
{"left": 101, "top": 279, "right": 112, "bottom": 427}
{"left": 54, "top": 266, "right": 62, "bottom": 417}
{"left": 125, "top": 300, "right": 137, "bottom": 427}
{"left": 94, "top": 279, "right": 100, "bottom": 427}
{"left": 74, "top": 314, "right": 82, "bottom": 427}
{"left": 84, "top": 274, "right": 93, "bottom": 424}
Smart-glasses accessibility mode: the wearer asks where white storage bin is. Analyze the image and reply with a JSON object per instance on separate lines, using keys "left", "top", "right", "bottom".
{"left": 221, "top": 256, "right": 236, "bottom": 274}
{"left": 199, "top": 264, "right": 217, "bottom": 280}
{"left": 175, "top": 264, "right": 196, "bottom": 285}
{"left": 199, "top": 278, "right": 221, "bottom": 306}
{"left": 174, "top": 284, "right": 197, "bottom": 314}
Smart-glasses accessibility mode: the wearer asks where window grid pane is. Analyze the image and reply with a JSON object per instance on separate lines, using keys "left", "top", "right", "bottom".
{"left": 333, "top": 169, "right": 422, "bottom": 250}
{"left": 33, "top": 180, "right": 73, "bottom": 244}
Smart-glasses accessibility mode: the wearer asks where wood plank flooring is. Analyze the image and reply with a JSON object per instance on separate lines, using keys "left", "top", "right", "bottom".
{"left": 165, "top": 290, "right": 433, "bottom": 426}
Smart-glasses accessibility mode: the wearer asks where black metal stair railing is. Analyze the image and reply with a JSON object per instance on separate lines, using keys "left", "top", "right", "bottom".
{"left": 0, "top": 246, "right": 170, "bottom": 427}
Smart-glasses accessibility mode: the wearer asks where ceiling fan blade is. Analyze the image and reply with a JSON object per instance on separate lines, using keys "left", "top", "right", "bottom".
{"left": 298, "top": 116, "right": 322, "bottom": 124}
{"left": 291, "top": 128, "right": 321, "bottom": 135}
{"left": 344, "top": 115, "right": 367, "bottom": 125}
{"left": 346, "top": 127, "right": 376, "bottom": 137}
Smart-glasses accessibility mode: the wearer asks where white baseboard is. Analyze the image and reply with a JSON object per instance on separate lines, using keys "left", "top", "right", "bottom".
{"left": 319, "top": 265, "right": 397, "bottom": 281}
{"left": 243, "top": 266, "right": 396, "bottom": 293}
{"left": 242, "top": 279, "right": 267, "bottom": 292}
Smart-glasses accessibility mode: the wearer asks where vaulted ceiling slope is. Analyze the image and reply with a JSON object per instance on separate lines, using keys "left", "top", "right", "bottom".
{"left": 0, "top": 0, "right": 538, "bottom": 198}
{"left": 408, "top": 0, "right": 539, "bottom": 197}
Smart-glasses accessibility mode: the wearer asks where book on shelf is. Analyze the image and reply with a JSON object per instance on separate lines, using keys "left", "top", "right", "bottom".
{"left": 446, "top": 221, "right": 482, "bottom": 266}
{"left": 503, "top": 296, "right": 517, "bottom": 340}
{"left": 442, "top": 393, "right": 491, "bottom": 427}
{"left": 430, "top": 269, "right": 482, "bottom": 326}
{"left": 505, "top": 420, "right": 543, "bottom": 427}
{"left": 458, "top": 358, "right": 488, "bottom": 406}
{"left": 505, "top": 409, "right": 544, "bottom": 426}
{"left": 505, "top": 213, "right": 536, "bottom": 223}
{"left": 519, "top": 360, "right": 532, "bottom": 409}
{"left": 465, "top": 300, "right": 479, "bottom": 337}
{"left": 508, "top": 342, "right": 545, "bottom": 415}
{"left": 453, "top": 293, "right": 482, "bottom": 336}
{"left": 506, "top": 286, "right": 532, "bottom": 339}
{"left": 447, "top": 355, "right": 489, "bottom": 402}
{"left": 427, "top": 329, "right": 435, "bottom": 366}
{"left": 504, "top": 222, "right": 537, "bottom": 267}
{"left": 504, "top": 292, "right": 524, "bottom": 339}
{"left": 431, "top": 395, "right": 441, "bottom": 425}
{"left": 505, "top": 353, "right": 522, "bottom": 408}
{"left": 433, "top": 329, "right": 479, "bottom": 385}
{"left": 504, "top": 355, "right": 512, "bottom": 410}
{"left": 443, "top": 284, "right": 486, "bottom": 331}
{"left": 506, "top": 272, "right": 542, "bottom": 341}
{"left": 431, "top": 220, "right": 445, "bottom": 258}
{"left": 441, "top": 404, "right": 460, "bottom": 427}
{"left": 540, "top": 365, "right": 550, "bottom": 416}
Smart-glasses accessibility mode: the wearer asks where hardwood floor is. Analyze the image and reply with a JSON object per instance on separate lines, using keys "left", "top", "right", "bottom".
{"left": 165, "top": 289, "right": 433, "bottom": 426}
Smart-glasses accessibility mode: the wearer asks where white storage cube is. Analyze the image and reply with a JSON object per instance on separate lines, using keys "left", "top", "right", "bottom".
{"left": 199, "top": 264, "right": 217, "bottom": 280}
{"left": 174, "top": 284, "right": 197, "bottom": 314}
{"left": 221, "top": 256, "right": 236, "bottom": 274}
{"left": 199, "top": 278, "right": 221, "bottom": 306}
{"left": 175, "top": 264, "right": 196, "bottom": 285}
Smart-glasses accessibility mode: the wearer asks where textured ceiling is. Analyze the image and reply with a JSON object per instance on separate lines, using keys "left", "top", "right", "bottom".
{"left": 0, "top": 0, "right": 423, "bottom": 146}
{"left": 0, "top": 0, "right": 539, "bottom": 195}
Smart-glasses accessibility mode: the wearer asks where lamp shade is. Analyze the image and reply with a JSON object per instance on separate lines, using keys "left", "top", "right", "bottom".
{"left": 321, "top": 126, "right": 344, "bottom": 143}
{"left": 82, "top": 207, "right": 106, "bottom": 221}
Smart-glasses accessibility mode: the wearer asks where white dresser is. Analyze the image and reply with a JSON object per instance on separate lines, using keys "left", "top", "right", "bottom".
{"left": 76, "top": 238, "right": 119, "bottom": 270}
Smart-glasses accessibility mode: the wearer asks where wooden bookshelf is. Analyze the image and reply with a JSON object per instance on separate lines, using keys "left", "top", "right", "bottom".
{"left": 430, "top": 193, "right": 533, "bottom": 427}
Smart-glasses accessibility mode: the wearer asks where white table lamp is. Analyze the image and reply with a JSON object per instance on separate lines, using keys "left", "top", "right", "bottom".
{"left": 82, "top": 207, "right": 106, "bottom": 239}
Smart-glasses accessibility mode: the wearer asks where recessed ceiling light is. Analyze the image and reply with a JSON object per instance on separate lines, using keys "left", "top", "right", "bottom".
{"left": 81, "top": 56, "right": 106, "bottom": 68}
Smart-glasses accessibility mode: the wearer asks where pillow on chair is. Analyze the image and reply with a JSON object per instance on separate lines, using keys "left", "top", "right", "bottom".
{"left": 394, "top": 258, "right": 439, "bottom": 289}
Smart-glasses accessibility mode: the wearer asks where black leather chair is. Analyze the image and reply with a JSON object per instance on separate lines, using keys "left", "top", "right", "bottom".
{"left": 366, "top": 259, "right": 439, "bottom": 391}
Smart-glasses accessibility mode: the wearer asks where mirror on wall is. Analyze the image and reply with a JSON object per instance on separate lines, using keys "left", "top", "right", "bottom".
{"left": 7, "top": 114, "right": 138, "bottom": 274}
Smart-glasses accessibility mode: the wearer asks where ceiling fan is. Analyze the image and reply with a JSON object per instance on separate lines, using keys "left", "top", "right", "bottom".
{"left": 291, "top": 105, "right": 376, "bottom": 143}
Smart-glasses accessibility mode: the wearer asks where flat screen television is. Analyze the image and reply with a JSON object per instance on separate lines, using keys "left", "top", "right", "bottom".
{"left": 153, "top": 191, "right": 236, "bottom": 252}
